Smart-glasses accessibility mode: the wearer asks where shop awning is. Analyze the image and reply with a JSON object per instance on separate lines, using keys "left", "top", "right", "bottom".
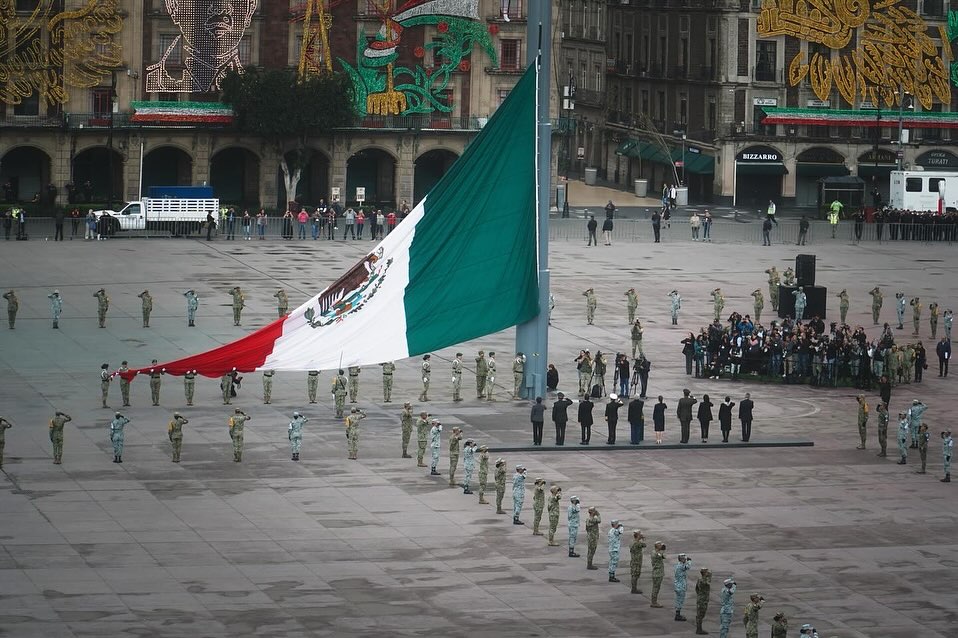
{"left": 857, "top": 164, "right": 896, "bottom": 179}
{"left": 736, "top": 162, "right": 788, "bottom": 175}
{"left": 796, "top": 162, "right": 849, "bottom": 177}
{"left": 615, "top": 138, "right": 640, "bottom": 156}
{"left": 671, "top": 149, "right": 715, "bottom": 174}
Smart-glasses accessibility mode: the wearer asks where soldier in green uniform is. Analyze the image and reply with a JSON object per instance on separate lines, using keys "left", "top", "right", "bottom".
{"left": 138, "top": 290, "right": 153, "bottom": 328}
{"left": 168, "top": 412, "right": 188, "bottom": 462}
{"left": 228, "top": 409, "right": 249, "bottom": 462}
{"left": 625, "top": 288, "right": 638, "bottom": 324}
{"left": 916, "top": 423, "right": 930, "bottom": 474}
{"left": 945, "top": 309, "right": 954, "bottom": 342}
{"left": 782, "top": 267, "right": 795, "bottom": 287}
{"left": 547, "top": 485, "right": 562, "bottom": 546}
{"left": 584, "top": 288, "right": 597, "bottom": 325}
{"left": 274, "top": 288, "right": 288, "bottom": 317}
{"left": 718, "top": 577, "right": 736, "bottom": 638}
{"left": 452, "top": 353, "right": 464, "bottom": 401}
{"left": 494, "top": 458, "right": 507, "bottom": 514}
{"left": 475, "top": 350, "right": 488, "bottom": 399}
{"left": 694, "top": 568, "right": 712, "bottom": 635}
{"left": 332, "top": 370, "right": 348, "bottom": 417}
{"left": 185, "top": 290, "right": 199, "bottom": 327}
{"left": 345, "top": 408, "right": 366, "bottom": 460}
{"left": 942, "top": 430, "right": 953, "bottom": 482}
{"left": 650, "top": 541, "right": 666, "bottom": 607}
{"left": 416, "top": 411, "right": 429, "bottom": 467}
{"left": 117, "top": 361, "right": 131, "bottom": 407}
{"left": 765, "top": 266, "right": 780, "bottom": 311}
{"left": 49, "top": 289, "right": 62, "bottom": 329}
{"left": 531, "top": 478, "right": 546, "bottom": 535}
{"left": 512, "top": 352, "right": 525, "bottom": 400}
{"left": 447, "top": 426, "right": 462, "bottom": 486}
{"left": 856, "top": 394, "right": 869, "bottom": 449}
{"left": 744, "top": 593, "right": 765, "bottom": 638}
{"left": 930, "top": 302, "right": 940, "bottom": 340}
{"left": 148, "top": 360, "right": 163, "bottom": 406}
{"left": 100, "top": 363, "right": 112, "bottom": 408}
{"left": 629, "top": 530, "right": 646, "bottom": 594}
{"left": 897, "top": 411, "right": 910, "bottom": 464}
{"left": 307, "top": 370, "right": 320, "bottom": 403}
{"left": 93, "top": 288, "right": 109, "bottom": 328}
{"left": 400, "top": 402, "right": 414, "bottom": 458}
{"left": 585, "top": 506, "right": 601, "bottom": 570}
{"left": 49, "top": 410, "right": 71, "bottom": 464}
{"left": 184, "top": 370, "right": 197, "bottom": 406}
{"left": 876, "top": 402, "right": 889, "bottom": 457}
{"left": 711, "top": 288, "right": 725, "bottom": 322}
{"left": 429, "top": 419, "right": 443, "bottom": 476}
{"left": 771, "top": 612, "right": 788, "bottom": 638}
{"left": 838, "top": 289, "right": 849, "bottom": 325}
{"left": 902, "top": 344, "right": 915, "bottom": 384}
{"left": 477, "top": 445, "right": 490, "bottom": 504}
{"left": 220, "top": 372, "right": 234, "bottom": 405}
{"left": 567, "top": 496, "right": 581, "bottom": 557}
{"left": 288, "top": 411, "right": 307, "bottom": 461}
{"left": 486, "top": 352, "right": 497, "bottom": 401}
{"left": 461, "top": 439, "right": 477, "bottom": 493}
{"left": 869, "top": 286, "right": 884, "bottom": 326}
{"left": 3, "top": 290, "right": 18, "bottom": 329}
{"left": 751, "top": 289, "right": 764, "bottom": 324}
{"left": 381, "top": 361, "right": 395, "bottom": 402}
{"left": 0, "top": 416, "right": 12, "bottom": 468}
{"left": 886, "top": 346, "right": 899, "bottom": 387}
{"left": 420, "top": 354, "right": 431, "bottom": 401}
{"left": 348, "top": 366, "right": 361, "bottom": 403}
{"left": 911, "top": 296, "right": 922, "bottom": 336}
{"left": 631, "top": 320, "right": 644, "bottom": 357}
{"left": 262, "top": 370, "right": 274, "bottom": 404}
{"left": 230, "top": 286, "right": 245, "bottom": 326}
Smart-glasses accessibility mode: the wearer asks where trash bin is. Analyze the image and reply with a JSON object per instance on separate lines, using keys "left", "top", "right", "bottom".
{"left": 584, "top": 168, "right": 597, "bottom": 185}
{"left": 634, "top": 179, "right": 648, "bottom": 197}
{"left": 674, "top": 186, "right": 689, "bottom": 207}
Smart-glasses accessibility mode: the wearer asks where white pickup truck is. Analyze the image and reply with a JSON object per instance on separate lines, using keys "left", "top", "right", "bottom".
{"left": 92, "top": 198, "right": 219, "bottom": 235}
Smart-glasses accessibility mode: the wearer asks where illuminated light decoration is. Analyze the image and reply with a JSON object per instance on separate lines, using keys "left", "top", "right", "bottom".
{"left": 130, "top": 101, "right": 234, "bottom": 125}
{"left": 145, "top": 0, "right": 258, "bottom": 93}
{"left": 761, "top": 107, "right": 958, "bottom": 128}
{"left": 290, "top": 0, "right": 334, "bottom": 76}
{"left": 757, "top": 0, "right": 951, "bottom": 110}
{"left": 0, "top": 0, "right": 123, "bottom": 106}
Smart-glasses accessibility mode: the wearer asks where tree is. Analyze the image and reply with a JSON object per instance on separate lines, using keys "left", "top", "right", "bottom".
{"left": 221, "top": 68, "right": 356, "bottom": 206}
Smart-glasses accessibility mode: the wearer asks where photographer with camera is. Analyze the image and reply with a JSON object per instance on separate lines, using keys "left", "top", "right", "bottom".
{"left": 614, "top": 353, "right": 630, "bottom": 397}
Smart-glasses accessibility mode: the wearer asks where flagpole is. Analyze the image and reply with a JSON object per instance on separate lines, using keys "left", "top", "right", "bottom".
{"left": 515, "top": 0, "right": 552, "bottom": 400}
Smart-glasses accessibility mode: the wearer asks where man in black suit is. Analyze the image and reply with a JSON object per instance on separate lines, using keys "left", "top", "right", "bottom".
{"left": 676, "top": 389, "right": 697, "bottom": 444}
{"left": 739, "top": 392, "right": 755, "bottom": 442}
{"left": 578, "top": 396, "right": 594, "bottom": 444}
{"left": 552, "top": 393, "right": 574, "bottom": 446}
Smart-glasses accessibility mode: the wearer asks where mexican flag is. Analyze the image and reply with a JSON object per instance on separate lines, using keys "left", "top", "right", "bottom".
{"left": 122, "top": 66, "right": 538, "bottom": 379}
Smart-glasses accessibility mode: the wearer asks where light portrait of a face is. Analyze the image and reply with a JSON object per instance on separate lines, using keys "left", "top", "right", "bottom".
{"left": 165, "top": 0, "right": 257, "bottom": 58}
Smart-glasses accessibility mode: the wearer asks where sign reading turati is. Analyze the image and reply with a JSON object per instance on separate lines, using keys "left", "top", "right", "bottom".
{"left": 146, "top": 0, "right": 258, "bottom": 92}
{"left": 0, "top": 0, "right": 124, "bottom": 106}
{"left": 757, "top": 0, "right": 952, "bottom": 110}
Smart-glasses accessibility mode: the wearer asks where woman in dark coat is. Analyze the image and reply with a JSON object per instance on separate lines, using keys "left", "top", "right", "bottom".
{"left": 652, "top": 395, "right": 668, "bottom": 444}
{"left": 718, "top": 396, "right": 735, "bottom": 443}
{"left": 627, "top": 397, "right": 644, "bottom": 444}
{"left": 546, "top": 364, "right": 559, "bottom": 392}
{"left": 697, "top": 394, "right": 714, "bottom": 443}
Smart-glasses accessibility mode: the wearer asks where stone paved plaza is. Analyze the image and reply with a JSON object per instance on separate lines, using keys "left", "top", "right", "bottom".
{"left": 0, "top": 232, "right": 955, "bottom": 638}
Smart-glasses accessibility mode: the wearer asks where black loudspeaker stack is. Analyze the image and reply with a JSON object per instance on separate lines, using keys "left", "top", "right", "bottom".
{"left": 795, "top": 254, "right": 816, "bottom": 287}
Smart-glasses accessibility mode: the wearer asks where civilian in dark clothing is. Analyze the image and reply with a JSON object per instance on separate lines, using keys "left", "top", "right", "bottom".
{"left": 651, "top": 210, "right": 661, "bottom": 243}
{"left": 878, "top": 375, "right": 891, "bottom": 406}
{"left": 739, "top": 392, "right": 755, "bottom": 442}
{"left": 676, "top": 389, "right": 697, "bottom": 444}
{"left": 615, "top": 355, "right": 630, "bottom": 398}
{"left": 681, "top": 334, "right": 695, "bottom": 375}
{"left": 552, "top": 393, "right": 574, "bottom": 445}
{"left": 531, "top": 397, "right": 546, "bottom": 445}
{"left": 587, "top": 216, "right": 598, "bottom": 246}
{"left": 697, "top": 394, "right": 714, "bottom": 443}
{"left": 915, "top": 343, "right": 927, "bottom": 383}
{"left": 206, "top": 212, "right": 216, "bottom": 241}
{"left": 605, "top": 394, "right": 623, "bottom": 444}
{"left": 546, "top": 364, "right": 559, "bottom": 392}
{"left": 578, "top": 397, "right": 594, "bottom": 444}
{"left": 635, "top": 355, "right": 651, "bottom": 398}
{"left": 53, "top": 209, "right": 65, "bottom": 241}
{"left": 628, "top": 398, "right": 644, "bottom": 444}
{"left": 652, "top": 396, "right": 667, "bottom": 444}
{"left": 718, "top": 396, "right": 735, "bottom": 443}
{"left": 937, "top": 338, "right": 951, "bottom": 377}
{"left": 601, "top": 217, "right": 614, "bottom": 246}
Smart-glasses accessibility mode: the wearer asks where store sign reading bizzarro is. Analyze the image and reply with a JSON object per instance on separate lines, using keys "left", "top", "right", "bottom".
{"left": 737, "top": 146, "right": 782, "bottom": 162}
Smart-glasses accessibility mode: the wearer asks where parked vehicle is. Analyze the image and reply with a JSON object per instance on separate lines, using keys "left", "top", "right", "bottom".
{"left": 889, "top": 170, "right": 958, "bottom": 213}
{"left": 91, "top": 197, "right": 219, "bottom": 235}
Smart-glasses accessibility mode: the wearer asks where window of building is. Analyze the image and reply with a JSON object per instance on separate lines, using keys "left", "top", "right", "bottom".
{"left": 905, "top": 178, "right": 923, "bottom": 192}
{"left": 755, "top": 40, "right": 776, "bottom": 82}
{"left": 930, "top": 178, "right": 945, "bottom": 192}
{"left": 679, "top": 93, "right": 687, "bottom": 127}
{"left": 657, "top": 91, "right": 665, "bottom": 119}
{"left": 624, "top": 33, "right": 632, "bottom": 65}
{"left": 497, "top": 88, "right": 511, "bottom": 105}
{"left": 500, "top": 39, "right": 521, "bottom": 70}
{"left": 641, "top": 90, "right": 649, "bottom": 115}
{"left": 923, "top": 0, "right": 944, "bottom": 16}
{"left": 13, "top": 92, "right": 39, "bottom": 116}
{"left": 707, "top": 96, "right": 716, "bottom": 132}
{"left": 159, "top": 33, "right": 183, "bottom": 65}
{"left": 365, "top": 0, "right": 378, "bottom": 14}
{"left": 501, "top": 0, "right": 522, "bottom": 20}
{"left": 238, "top": 35, "right": 252, "bottom": 66}
{"left": 594, "top": 64, "right": 601, "bottom": 91}
{"left": 623, "top": 87, "right": 632, "bottom": 114}
{"left": 658, "top": 34, "right": 666, "bottom": 67}
{"left": 15, "top": 0, "right": 39, "bottom": 10}
{"left": 92, "top": 88, "right": 113, "bottom": 116}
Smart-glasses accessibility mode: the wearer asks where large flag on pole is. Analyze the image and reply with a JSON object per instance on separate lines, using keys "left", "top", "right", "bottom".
{"left": 123, "top": 66, "right": 538, "bottom": 380}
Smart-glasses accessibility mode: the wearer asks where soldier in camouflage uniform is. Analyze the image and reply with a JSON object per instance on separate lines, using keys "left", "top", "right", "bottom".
{"left": 477, "top": 446, "right": 490, "bottom": 503}
{"left": 512, "top": 352, "right": 526, "bottom": 400}
{"left": 452, "top": 353, "right": 464, "bottom": 401}
{"left": 381, "top": 361, "right": 395, "bottom": 402}
{"left": 109, "top": 411, "right": 129, "bottom": 463}
{"left": 49, "top": 410, "right": 70, "bottom": 464}
{"left": 856, "top": 394, "right": 869, "bottom": 449}
{"left": 650, "top": 541, "right": 666, "bottom": 607}
{"left": 567, "top": 496, "right": 581, "bottom": 557}
{"left": 148, "top": 360, "right": 163, "bottom": 406}
{"left": 625, "top": 288, "right": 638, "bottom": 324}
{"left": 674, "top": 553, "right": 692, "bottom": 621}
{"left": 183, "top": 370, "right": 196, "bottom": 406}
{"left": 718, "top": 577, "right": 736, "bottom": 638}
{"left": 94, "top": 288, "right": 109, "bottom": 328}
{"left": 332, "top": 370, "right": 348, "bottom": 417}
{"left": 710, "top": 288, "right": 725, "bottom": 322}
{"left": 49, "top": 289, "right": 62, "bottom": 329}
{"left": 100, "top": 363, "right": 112, "bottom": 408}
{"left": 117, "top": 361, "right": 131, "bottom": 407}
{"left": 400, "top": 402, "right": 414, "bottom": 458}
{"left": 744, "top": 593, "right": 765, "bottom": 638}
{"left": 229, "top": 409, "right": 249, "bottom": 462}
{"left": 429, "top": 419, "right": 442, "bottom": 475}
{"left": 138, "top": 290, "right": 153, "bottom": 328}
{"left": 262, "top": 370, "right": 274, "bottom": 404}
{"left": 447, "top": 426, "right": 462, "bottom": 486}
{"left": 348, "top": 366, "right": 361, "bottom": 403}
{"left": 876, "top": 402, "right": 889, "bottom": 457}
{"left": 838, "top": 289, "right": 849, "bottom": 325}
{"left": 288, "top": 411, "right": 307, "bottom": 461}
{"left": 3, "top": 290, "right": 18, "bottom": 329}
{"left": 782, "top": 267, "right": 795, "bottom": 287}
{"left": 912, "top": 296, "right": 922, "bottom": 336}
{"left": 941, "top": 429, "right": 953, "bottom": 483}
{"left": 902, "top": 343, "right": 915, "bottom": 384}
{"left": 420, "top": 354, "right": 431, "bottom": 401}
{"left": 220, "top": 372, "right": 234, "bottom": 405}
{"left": 585, "top": 506, "right": 601, "bottom": 570}
{"left": 870, "top": 286, "right": 884, "bottom": 325}
{"left": 416, "top": 411, "right": 429, "bottom": 467}
{"left": 771, "top": 612, "right": 788, "bottom": 638}
{"left": 511, "top": 465, "right": 527, "bottom": 525}
{"left": 584, "top": 288, "right": 597, "bottom": 325}
{"left": 274, "top": 288, "right": 288, "bottom": 317}
{"left": 494, "top": 458, "right": 507, "bottom": 513}
{"left": 475, "top": 350, "right": 488, "bottom": 399}
{"left": 0, "top": 416, "right": 12, "bottom": 468}
{"left": 765, "top": 266, "right": 780, "bottom": 311}
{"left": 607, "top": 520, "right": 623, "bottom": 582}
{"left": 916, "top": 422, "right": 929, "bottom": 474}
{"left": 168, "top": 412, "right": 188, "bottom": 462}
{"left": 307, "top": 370, "right": 320, "bottom": 403}
{"left": 345, "top": 408, "right": 366, "bottom": 460}
{"left": 694, "top": 568, "right": 712, "bottom": 635}
{"left": 461, "top": 439, "right": 477, "bottom": 493}
{"left": 630, "top": 530, "right": 646, "bottom": 594}
{"left": 185, "top": 289, "right": 199, "bottom": 327}
{"left": 230, "top": 286, "right": 245, "bottom": 326}
{"left": 930, "top": 302, "right": 940, "bottom": 339}
{"left": 751, "top": 289, "right": 764, "bottom": 324}
{"left": 531, "top": 478, "right": 546, "bottom": 535}
{"left": 547, "top": 485, "right": 562, "bottom": 546}
{"left": 631, "top": 320, "right": 644, "bottom": 357}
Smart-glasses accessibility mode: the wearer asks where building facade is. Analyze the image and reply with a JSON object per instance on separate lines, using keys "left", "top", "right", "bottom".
{"left": 0, "top": 0, "right": 535, "bottom": 210}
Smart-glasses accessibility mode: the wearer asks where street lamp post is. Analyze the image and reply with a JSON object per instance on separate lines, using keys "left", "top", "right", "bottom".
{"left": 681, "top": 133, "right": 686, "bottom": 185}
{"left": 896, "top": 91, "right": 912, "bottom": 170}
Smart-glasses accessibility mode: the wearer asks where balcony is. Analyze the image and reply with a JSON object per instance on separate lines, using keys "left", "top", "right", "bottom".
{"left": 575, "top": 88, "right": 606, "bottom": 107}
{"left": 0, "top": 113, "right": 63, "bottom": 128}
{"left": 605, "top": 59, "right": 635, "bottom": 76}
{"left": 672, "top": 64, "right": 688, "bottom": 79}
{"left": 565, "top": 25, "right": 604, "bottom": 43}
{"left": 351, "top": 114, "right": 483, "bottom": 131}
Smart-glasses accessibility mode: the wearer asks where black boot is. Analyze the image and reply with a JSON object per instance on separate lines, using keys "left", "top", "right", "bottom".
{"left": 113, "top": 455, "right": 118, "bottom": 463}
{"left": 513, "top": 516, "right": 524, "bottom": 525}
{"left": 898, "top": 458, "right": 907, "bottom": 464}
{"left": 608, "top": 572, "right": 619, "bottom": 583}
{"left": 695, "top": 621, "right": 708, "bottom": 635}
{"left": 675, "top": 611, "right": 687, "bottom": 622}
{"left": 117, "top": 456, "right": 122, "bottom": 463}
{"left": 430, "top": 468, "right": 440, "bottom": 476}
{"left": 943, "top": 473, "right": 951, "bottom": 482}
